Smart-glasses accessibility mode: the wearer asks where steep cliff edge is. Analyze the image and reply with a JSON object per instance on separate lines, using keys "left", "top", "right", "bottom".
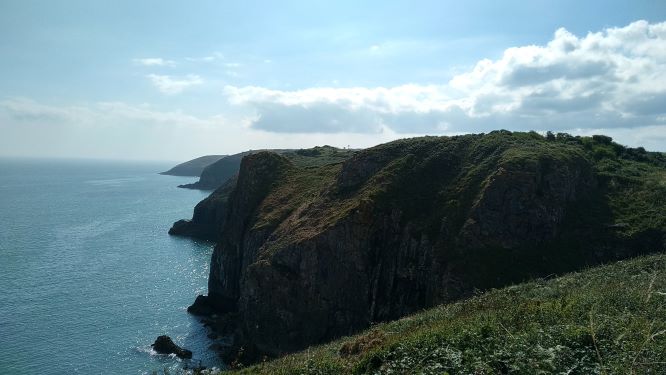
{"left": 188, "top": 132, "right": 666, "bottom": 360}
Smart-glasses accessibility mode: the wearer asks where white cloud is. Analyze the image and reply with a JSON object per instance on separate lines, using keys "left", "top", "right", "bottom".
{"left": 225, "top": 20, "right": 666, "bottom": 135}
{"left": 133, "top": 58, "right": 177, "bottom": 67}
{"left": 147, "top": 74, "right": 203, "bottom": 94}
{"left": 185, "top": 52, "right": 224, "bottom": 62}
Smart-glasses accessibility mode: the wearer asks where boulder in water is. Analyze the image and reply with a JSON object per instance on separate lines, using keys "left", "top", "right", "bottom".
{"left": 151, "top": 335, "right": 192, "bottom": 359}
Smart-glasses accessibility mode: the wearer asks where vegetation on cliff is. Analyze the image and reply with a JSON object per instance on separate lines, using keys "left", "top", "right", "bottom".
{"left": 174, "top": 131, "right": 666, "bottom": 364}
{"left": 177, "top": 147, "right": 355, "bottom": 190}
{"left": 231, "top": 253, "right": 666, "bottom": 374}
{"left": 170, "top": 146, "right": 357, "bottom": 239}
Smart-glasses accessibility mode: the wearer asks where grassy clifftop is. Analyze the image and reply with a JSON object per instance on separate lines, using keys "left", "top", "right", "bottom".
{"left": 182, "top": 131, "right": 666, "bottom": 366}
{"left": 250, "top": 131, "right": 665, "bottom": 284}
{"left": 232, "top": 253, "right": 666, "bottom": 374}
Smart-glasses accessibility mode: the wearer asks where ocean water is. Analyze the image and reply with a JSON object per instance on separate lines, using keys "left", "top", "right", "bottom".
{"left": 0, "top": 158, "right": 222, "bottom": 374}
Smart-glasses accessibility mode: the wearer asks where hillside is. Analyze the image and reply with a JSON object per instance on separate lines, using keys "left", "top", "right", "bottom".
{"left": 160, "top": 155, "right": 226, "bottom": 177}
{"left": 175, "top": 131, "right": 666, "bottom": 364}
{"left": 169, "top": 146, "right": 357, "bottom": 239}
{"left": 232, "top": 253, "right": 666, "bottom": 374}
{"left": 177, "top": 149, "right": 328, "bottom": 190}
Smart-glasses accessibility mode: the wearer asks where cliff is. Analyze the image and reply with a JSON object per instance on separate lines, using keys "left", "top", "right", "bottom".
{"left": 182, "top": 132, "right": 666, "bottom": 360}
{"left": 159, "top": 155, "right": 226, "bottom": 177}
{"left": 234, "top": 253, "right": 666, "bottom": 374}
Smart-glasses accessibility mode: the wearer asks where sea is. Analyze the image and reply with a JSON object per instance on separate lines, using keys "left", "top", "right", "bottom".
{"left": 0, "top": 158, "right": 223, "bottom": 374}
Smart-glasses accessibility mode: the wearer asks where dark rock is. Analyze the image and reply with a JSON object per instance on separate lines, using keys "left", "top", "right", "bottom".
{"left": 169, "top": 177, "right": 237, "bottom": 241}
{"left": 168, "top": 219, "right": 194, "bottom": 236}
{"left": 187, "top": 295, "right": 215, "bottom": 316}
{"left": 151, "top": 335, "right": 192, "bottom": 359}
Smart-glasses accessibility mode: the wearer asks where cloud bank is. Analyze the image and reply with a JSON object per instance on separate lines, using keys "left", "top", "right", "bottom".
{"left": 225, "top": 20, "right": 666, "bottom": 134}
{"left": 0, "top": 98, "right": 408, "bottom": 160}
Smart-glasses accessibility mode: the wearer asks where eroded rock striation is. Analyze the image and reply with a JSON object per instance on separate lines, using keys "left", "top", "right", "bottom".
{"left": 177, "top": 132, "right": 666, "bottom": 360}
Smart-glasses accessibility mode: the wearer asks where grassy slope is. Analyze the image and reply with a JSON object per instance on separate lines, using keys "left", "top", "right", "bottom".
{"left": 251, "top": 132, "right": 665, "bottom": 285}
{"left": 232, "top": 253, "right": 666, "bottom": 374}
{"left": 193, "top": 146, "right": 356, "bottom": 228}
{"left": 218, "top": 133, "right": 666, "bottom": 374}
{"left": 178, "top": 133, "right": 665, "bottom": 373}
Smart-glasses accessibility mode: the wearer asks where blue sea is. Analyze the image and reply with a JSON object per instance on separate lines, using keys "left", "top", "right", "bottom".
{"left": 0, "top": 158, "right": 222, "bottom": 374}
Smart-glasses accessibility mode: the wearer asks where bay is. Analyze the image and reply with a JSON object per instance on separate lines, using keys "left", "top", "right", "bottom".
{"left": 0, "top": 158, "right": 220, "bottom": 374}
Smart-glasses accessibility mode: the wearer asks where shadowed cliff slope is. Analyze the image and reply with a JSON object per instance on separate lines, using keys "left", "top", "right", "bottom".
{"left": 233, "top": 253, "right": 666, "bottom": 374}
{"left": 176, "top": 131, "right": 666, "bottom": 360}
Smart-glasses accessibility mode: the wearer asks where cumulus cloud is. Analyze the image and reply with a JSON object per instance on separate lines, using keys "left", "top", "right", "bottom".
{"left": 225, "top": 20, "right": 666, "bottom": 134}
{"left": 147, "top": 74, "right": 203, "bottom": 94}
{"left": 133, "top": 58, "right": 177, "bottom": 67}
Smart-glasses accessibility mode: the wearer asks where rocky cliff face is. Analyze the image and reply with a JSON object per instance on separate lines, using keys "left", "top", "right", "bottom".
{"left": 169, "top": 177, "right": 237, "bottom": 240}
{"left": 186, "top": 132, "right": 666, "bottom": 359}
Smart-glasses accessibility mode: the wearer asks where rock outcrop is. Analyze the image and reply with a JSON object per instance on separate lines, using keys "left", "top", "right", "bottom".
{"left": 178, "top": 132, "right": 666, "bottom": 361}
{"left": 169, "top": 176, "right": 237, "bottom": 241}
{"left": 151, "top": 335, "right": 193, "bottom": 359}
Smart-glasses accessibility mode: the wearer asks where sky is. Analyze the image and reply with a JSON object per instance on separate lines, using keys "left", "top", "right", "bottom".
{"left": 1, "top": 0, "right": 666, "bottom": 161}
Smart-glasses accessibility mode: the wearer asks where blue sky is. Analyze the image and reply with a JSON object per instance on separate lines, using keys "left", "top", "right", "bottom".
{"left": 1, "top": 1, "right": 666, "bottom": 160}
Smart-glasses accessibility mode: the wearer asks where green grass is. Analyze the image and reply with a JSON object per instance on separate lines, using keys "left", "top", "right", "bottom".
{"left": 188, "top": 132, "right": 666, "bottom": 372}
{"left": 228, "top": 130, "right": 666, "bottom": 314}
{"left": 230, "top": 253, "right": 666, "bottom": 374}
